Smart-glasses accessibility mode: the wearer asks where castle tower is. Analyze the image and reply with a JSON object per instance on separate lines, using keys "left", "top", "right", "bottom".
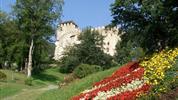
{"left": 92, "top": 26, "right": 121, "bottom": 56}
{"left": 54, "top": 21, "right": 81, "bottom": 60}
{"left": 54, "top": 21, "right": 121, "bottom": 60}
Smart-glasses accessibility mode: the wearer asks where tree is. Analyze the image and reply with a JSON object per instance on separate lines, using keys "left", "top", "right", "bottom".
{"left": 0, "top": 11, "right": 22, "bottom": 69}
{"left": 114, "top": 41, "right": 133, "bottom": 64}
{"left": 60, "top": 28, "right": 113, "bottom": 73}
{"left": 0, "top": 11, "right": 7, "bottom": 68}
{"left": 13, "top": 0, "right": 63, "bottom": 77}
{"left": 115, "top": 40, "right": 145, "bottom": 64}
{"left": 111, "top": 0, "right": 178, "bottom": 53}
{"left": 77, "top": 29, "right": 112, "bottom": 67}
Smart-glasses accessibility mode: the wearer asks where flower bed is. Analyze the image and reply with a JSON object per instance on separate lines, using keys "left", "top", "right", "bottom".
{"left": 71, "top": 48, "right": 178, "bottom": 100}
{"left": 71, "top": 62, "right": 150, "bottom": 100}
{"left": 140, "top": 48, "right": 178, "bottom": 86}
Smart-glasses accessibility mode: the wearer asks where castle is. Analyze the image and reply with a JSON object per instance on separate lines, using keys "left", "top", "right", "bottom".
{"left": 54, "top": 21, "right": 121, "bottom": 60}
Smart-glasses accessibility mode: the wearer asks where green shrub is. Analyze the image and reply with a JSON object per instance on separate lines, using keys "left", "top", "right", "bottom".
{"left": 60, "top": 56, "right": 80, "bottom": 73}
{"left": 0, "top": 71, "right": 6, "bottom": 80}
{"left": 25, "top": 77, "right": 33, "bottom": 86}
{"left": 73, "top": 64, "right": 102, "bottom": 78}
{"left": 115, "top": 41, "right": 146, "bottom": 64}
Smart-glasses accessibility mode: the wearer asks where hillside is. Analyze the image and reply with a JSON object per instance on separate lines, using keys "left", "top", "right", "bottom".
{"left": 37, "top": 66, "right": 120, "bottom": 100}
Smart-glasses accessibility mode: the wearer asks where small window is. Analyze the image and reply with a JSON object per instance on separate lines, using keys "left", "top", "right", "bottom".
{"left": 107, "top": 48, "right": 109, "bottom": 52}
{"left": 107, "top": 42, "right": 110, "bottom": 45}
{"left": 70, "top": 35, "right": 75, "bottom": 38}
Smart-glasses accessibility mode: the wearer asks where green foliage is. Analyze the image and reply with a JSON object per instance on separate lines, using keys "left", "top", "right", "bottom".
{"left": 25, "top": 77, "right": 33, "bottom": 86}
{"left": 77, "top": 29, "right": 112, "bottom": 67}
{"left": 73, "top": 64, "right": 102, "bottom": 78}
{"left": 115, "top": 41, "right": 145, "bottom": 64}
{"left": 115, "top": 41, "right": 132, "bottom": 64}
{"left": 12, "top": 0, "right": 63, "bottom": 74}
{"left": 60, "top": 55, "right": 80, "bottom": 73}
{"left": 0, "top": 0, "right": 62, "bottom": 72}
{"left": 0, "top": 11, "right": 23, "bottom": 69}
{"left": 111, "top": 0, "right": 178, "bottom": 52}
{"left": 60, "top": 28, "right": 113, "bottom": 73}
{"left": 0, "top": 71, "right": 7, "bottom": 80}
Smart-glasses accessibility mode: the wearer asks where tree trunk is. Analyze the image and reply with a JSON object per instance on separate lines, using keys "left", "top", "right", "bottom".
{"left": 27, "top": 39, "right": 34, "bottom": 77}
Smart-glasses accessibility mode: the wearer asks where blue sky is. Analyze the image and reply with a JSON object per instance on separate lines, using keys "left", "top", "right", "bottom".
{"left": 0, "top": 0, "right": 114, "bottom": 28}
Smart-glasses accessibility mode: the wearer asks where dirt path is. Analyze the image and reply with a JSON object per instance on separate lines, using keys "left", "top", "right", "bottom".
{"left": 3, "top": 85, "right": 58, "bottom": 100}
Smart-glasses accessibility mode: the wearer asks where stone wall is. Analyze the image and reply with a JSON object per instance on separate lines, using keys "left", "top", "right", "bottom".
{"left": 54, "top": 21, "right": 121, "bottom": 60}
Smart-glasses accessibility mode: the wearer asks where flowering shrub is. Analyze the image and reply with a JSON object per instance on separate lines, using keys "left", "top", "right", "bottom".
{"left": 71, "top": 62, "right": 150, "bottom": 100}
{"left": 140, "top": 48, "right": 178, "bottom": 86}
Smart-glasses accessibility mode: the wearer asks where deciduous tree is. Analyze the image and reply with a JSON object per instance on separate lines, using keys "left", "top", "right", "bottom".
{"left": 14, "top": 0, "right": 63, "bottom": 77}
{"left": 111, "top": 0, "right": 178, "bottom": 52}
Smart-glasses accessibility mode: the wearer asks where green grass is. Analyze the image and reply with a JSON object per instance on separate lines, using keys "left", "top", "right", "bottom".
{"left": 0, "top": 82, "right": 25, "bottom": 98}
{"left": 37, "top": 66, "right": 120, "bottom": 100}
{"left": 0, "top": 66, "right": 120, "bottom": 100}
{"left": 0, "top": 67, "right": 66, "bottom": 99}
{"left": 32, "top": 67, "right": 66, "bottom": 85}
{"left": 0, "top": 69, "right": 26, "bottom": 83}
{"left": 0, "top": 69, "right": 28, "bottom": 98}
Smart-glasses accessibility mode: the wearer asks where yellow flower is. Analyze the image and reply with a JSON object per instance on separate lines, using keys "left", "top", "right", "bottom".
{"left": 140, "top": 47, "right": 178, "bottom": 87}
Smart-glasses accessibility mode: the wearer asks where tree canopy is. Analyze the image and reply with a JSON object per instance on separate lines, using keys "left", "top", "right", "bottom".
{"left": 9, "top": 0, "right": 63, "bottom": 76}
{"left": 111, "top": 0, "right": 178, "bottom": 52}
{"left": 0, "top": 11, "right": 22, "bottom": 69}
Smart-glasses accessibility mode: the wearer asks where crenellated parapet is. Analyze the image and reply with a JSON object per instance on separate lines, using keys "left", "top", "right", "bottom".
{"left": 56, "top": 21, "right": 81, "bottom": 41}
{"left": 91, "top": 26, "right": 119, "bottom": 35}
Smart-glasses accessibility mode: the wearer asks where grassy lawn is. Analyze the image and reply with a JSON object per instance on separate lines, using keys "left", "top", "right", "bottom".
{"left": 0, "top": 82, "right": 26, "bottom": 98}
{"left": 0, "top": 66, "right": 120, "bottom": 100}
{"left": 0, "top": 67, "right": 66, "bottom": 99}
{"left": 37, "top": 66, "right": 120, "bottom": 100}
{"left": 32, "top": 67, "right": 66, "bottom": 85}
{"left": 0, "top": 70, "right": 29, "bottom": 99}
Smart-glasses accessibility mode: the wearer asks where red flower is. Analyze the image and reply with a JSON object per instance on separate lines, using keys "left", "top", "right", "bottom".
{"left": 71, "top": 62, "right": 151, "bottom": 100}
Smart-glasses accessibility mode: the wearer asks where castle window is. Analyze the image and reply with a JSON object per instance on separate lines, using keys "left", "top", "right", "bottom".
{"left": 107, "top": 48, "right": 109, "bottom": 52}
{"left": 107, "top": 42, "right": 110, "bottom": 45}
{"left": 70, "top": 35, "right": 75, "bottom": 38}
